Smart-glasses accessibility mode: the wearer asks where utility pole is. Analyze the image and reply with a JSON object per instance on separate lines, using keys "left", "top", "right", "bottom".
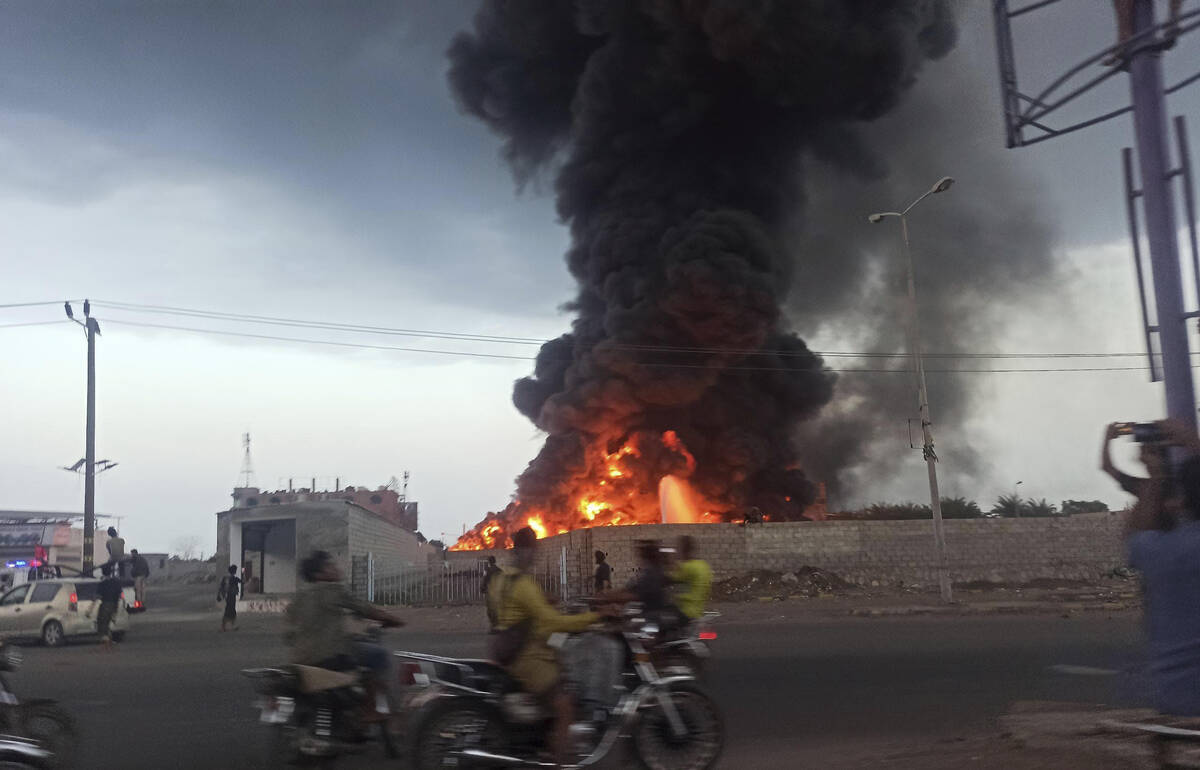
{"left": 66, "top": 300, "right": 101, "bottom": 574}
{"left": 870, "top": 177, "right": 956, "bottom": 603}
{"left": 1128, "top": 0, "right": 1197, "bottom": 432}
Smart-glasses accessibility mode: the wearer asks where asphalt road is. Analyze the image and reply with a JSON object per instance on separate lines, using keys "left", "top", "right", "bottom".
{"left": 8, "top": 606, "right": 1147, "bottom": 769}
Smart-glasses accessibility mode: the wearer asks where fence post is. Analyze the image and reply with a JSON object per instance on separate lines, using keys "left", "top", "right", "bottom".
{"left": 560, "top": 547, "right": 568, "bottom": 604}
{"left": 367, "top": 552, "right": 375, "bottom": 603}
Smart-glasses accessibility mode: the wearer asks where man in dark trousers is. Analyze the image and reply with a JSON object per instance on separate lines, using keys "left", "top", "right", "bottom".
{"left": 218, "top": 565, "right": 243, "bottom": 632}
{"left": 129, "top": 549, "right": 150, "bottom": 607}
{"left": 94, "top": 563, "right": 123, "bottom": 651}
{"left": 481, "top": 556, "right": 502, "bottom": 631}
{"left": 593, "top": 550, "right": 612, "bottom": 594}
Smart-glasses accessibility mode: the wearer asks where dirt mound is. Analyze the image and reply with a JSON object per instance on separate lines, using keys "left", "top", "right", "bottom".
{"left": 713, "top": 567, "right": 856, "bottom": 601}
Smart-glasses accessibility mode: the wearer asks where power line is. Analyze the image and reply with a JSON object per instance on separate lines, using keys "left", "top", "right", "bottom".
{"left": 88, "top": 299, "right": 1179, "bottom": 361}
{"left": 0, "top": 300, "right": 81, "bottom": 310}
{"left": 101, "top": 318, "right": 1166, "bottom": 374}
{"left": 2, "top": 297, "right": 1180, "bottom": 367}
{"left": 0, "top": 320, "right": 70, "bottom": 329}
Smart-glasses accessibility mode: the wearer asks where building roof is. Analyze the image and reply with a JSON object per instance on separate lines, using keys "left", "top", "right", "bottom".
{"left": 0, "top": 510, "right": 114, "bottom": 524}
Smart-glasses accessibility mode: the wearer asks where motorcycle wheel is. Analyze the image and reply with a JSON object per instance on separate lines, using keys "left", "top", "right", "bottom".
{"left": 414, "top": 701, "right": 502, "bottom": 770}
{"left": 631, "top": 682, "right": 724, "bottom": 770}
{"left": 19, "top": 703, "right": 77, "bottom": 769}
{"left": 262, "top": 724, "right": 291, "bottom": 768}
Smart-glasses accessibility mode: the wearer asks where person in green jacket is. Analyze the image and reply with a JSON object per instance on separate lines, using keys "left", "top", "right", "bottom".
{"left": 494, "top": 526, "right": 613, "bottom": 765}
{"left": 671, "top": 535, "right": 712, "bottom": 622}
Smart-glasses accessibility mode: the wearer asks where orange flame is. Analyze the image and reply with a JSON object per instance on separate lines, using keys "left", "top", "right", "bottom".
{"left": 526, "top": 516, "right": 548, "bottom": 539}
{"left": 451, "top": 430, "right": 734, "bottom": 550}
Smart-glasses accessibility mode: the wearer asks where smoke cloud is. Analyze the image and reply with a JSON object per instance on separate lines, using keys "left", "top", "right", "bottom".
{"left": 447, "top": 0, "right": 970, "bottom": 547}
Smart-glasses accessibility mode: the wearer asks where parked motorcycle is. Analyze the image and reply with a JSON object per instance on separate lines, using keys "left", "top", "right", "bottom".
{"left": 399, "top": 605, "right": 724, "bottom": 770}
{"left": 0, "top": 645, "right": 76, "bottom": 769}
{"left": 242, "top": 626, "right": 399, "bottom": 767}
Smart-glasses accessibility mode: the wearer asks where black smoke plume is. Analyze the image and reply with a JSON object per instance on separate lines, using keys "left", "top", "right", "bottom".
{"left": 448, "top": 0, "right": 961, "bottom": 547}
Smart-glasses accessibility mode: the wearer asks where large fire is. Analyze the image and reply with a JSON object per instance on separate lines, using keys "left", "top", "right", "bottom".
{"left": 451, "top": 430, "right": 720, "bottom": 551}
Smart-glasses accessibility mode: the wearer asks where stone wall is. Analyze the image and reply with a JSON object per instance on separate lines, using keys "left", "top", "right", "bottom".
{"left": 446, "top": 513, "right": 1127, "bottom": 593}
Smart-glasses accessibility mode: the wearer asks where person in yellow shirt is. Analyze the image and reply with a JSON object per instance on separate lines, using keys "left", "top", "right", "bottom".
{"left": 671, "top": 535, "right": 712, "bottom": 622}
{"left": 493, "top": 526, "right": 612, "bottom": 765}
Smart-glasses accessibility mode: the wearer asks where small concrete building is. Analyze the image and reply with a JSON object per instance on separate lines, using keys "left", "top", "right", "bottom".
{"left": 215, "top": 489, "right": 428, "bottom": 595}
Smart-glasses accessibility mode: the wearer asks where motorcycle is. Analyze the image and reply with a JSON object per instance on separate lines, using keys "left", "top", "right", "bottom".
{"left": 242, "top": 626, "right": 399, "bottom": 767}
{"left": 0, "top": 645, "right": 76, "bottom": 769}
{"left": 0, "top": 737, "right": 53, "bottom": 770}
{"left": 655, "top": 611, "right": 719, "bottom": 679}
{"left": 399, "top": 605, "right": 724, "bottom": 770}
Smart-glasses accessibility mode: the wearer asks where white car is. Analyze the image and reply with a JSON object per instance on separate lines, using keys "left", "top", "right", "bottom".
{"left": 0, "top": 578, "right": 131, "bottom": 646}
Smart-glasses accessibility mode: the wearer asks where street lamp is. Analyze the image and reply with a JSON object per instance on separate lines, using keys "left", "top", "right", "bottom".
{"left": 868, "top": 176, "right": 955, "bottom": 603}
{"left": 64, "top": 300, "right": 102, "bottom": 574}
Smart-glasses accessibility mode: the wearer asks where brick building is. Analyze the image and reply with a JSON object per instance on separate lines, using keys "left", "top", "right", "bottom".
{"left": 216, "top": 486, "right": 429, "bottom": 595}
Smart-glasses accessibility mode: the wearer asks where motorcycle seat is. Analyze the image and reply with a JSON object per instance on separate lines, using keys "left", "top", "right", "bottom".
{"left": 460, "top": 660, "right": 521, "bottom": 694}
{"left": 293, "top": 665, "right": 361, "bottom": 694}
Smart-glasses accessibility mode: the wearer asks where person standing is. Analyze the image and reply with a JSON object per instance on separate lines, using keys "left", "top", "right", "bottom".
{"left": 218, "top": 564, "right": 243, "bottom": 632}
{"left": 1112, "top": 419, "right": 1200, "bottom": 715}
{"left": 104, "top": 527, "right": 126, "bottom": 577}
{"left": 129, "top": 549, "right": 150, "bottom": 607}
{"left": 593, "top": 550, "right": 612, "bottom": 594}
{"left": 671, "top": 536, "right": 713, "bottom": 623}
{"left": 480, "top": 556, "right": 503, "bottom": 631}
{"left": 94, "top": 563, "right": 123, "bottom": 651}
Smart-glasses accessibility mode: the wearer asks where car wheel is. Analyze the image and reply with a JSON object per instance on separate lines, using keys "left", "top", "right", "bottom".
{"left": 111, "top": 631, "right": 125, "bottom": 643}
{"left": 41, "top": 621, "right": 65, "bottom": 648}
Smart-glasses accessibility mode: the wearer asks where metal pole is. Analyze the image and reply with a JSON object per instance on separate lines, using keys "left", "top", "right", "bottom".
{"left": 1128, "top": 0, "right": 1197, "bottom": 429}
{"left": 83, "top": 314, "right": 97, "bottom": 575}
{"left": 900, "top": 216, "right": 953, "bottom": 603}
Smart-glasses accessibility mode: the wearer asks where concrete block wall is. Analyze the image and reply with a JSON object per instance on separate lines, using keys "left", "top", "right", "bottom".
{"left": 446, "top": 512, "right": 1127, "bottom": 592}
{"left": 346, "top": 507, "right": 428, "bottom": 568}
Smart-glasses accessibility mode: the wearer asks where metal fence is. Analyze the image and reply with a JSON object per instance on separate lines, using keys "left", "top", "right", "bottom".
{"left": 351, "top": 549, "right": 569, "bottom": 607}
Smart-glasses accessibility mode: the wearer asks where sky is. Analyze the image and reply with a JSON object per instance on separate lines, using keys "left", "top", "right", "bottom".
{"left": 2, "top": 0, "right": 1200, "bottom": 553}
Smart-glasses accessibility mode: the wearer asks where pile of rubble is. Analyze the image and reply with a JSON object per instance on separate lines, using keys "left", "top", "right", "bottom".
{"left": 712, "top": 566, "right": 856, "bottom": 601}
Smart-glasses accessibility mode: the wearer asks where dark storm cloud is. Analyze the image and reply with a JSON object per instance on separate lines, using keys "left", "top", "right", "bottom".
{"left": 0, "top": 1, "right": 571, "bottom": 312}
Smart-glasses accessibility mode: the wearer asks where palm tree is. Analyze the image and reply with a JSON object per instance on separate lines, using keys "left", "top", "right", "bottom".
{"left": 991, "top": 494, "right": 1025, "bottom": 517}
{"left": 1025, "top": 498, "right": 1058, "bottom": 517}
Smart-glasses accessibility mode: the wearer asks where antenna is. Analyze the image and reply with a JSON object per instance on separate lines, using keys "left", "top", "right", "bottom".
{"left": 239, "top": 432, "right": 255, "bottom": 488}
{"left": 401, "top": 470, "right": 410, "bottom": 503}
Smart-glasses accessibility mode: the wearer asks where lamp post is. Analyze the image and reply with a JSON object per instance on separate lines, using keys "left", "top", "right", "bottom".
{"left": 869, "top": 176, "right": 955, "bottom": 603}
{"left": 65, "top": 301, "right": 102, "bottom": 574}
{"left": 1014, "top": 480, "right": 1023, "bottom": 517}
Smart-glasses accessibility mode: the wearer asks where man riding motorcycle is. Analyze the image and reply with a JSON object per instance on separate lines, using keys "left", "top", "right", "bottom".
{"left": 490, "top": 527, "right": 616, "bottom": 766}
{"left": 285, "top": 550, "right": 405, "bottom": 722}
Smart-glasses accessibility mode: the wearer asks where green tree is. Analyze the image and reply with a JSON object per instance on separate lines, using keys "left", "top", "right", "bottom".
{"left": 940, "top": 497, "right": 983, "bottom": 519}
{"left": 1025, "top": 498, "right": 1058, "bottom": 517}
{"left": 863, "top": 502, "right": 930, "bottom": 520}
{"left": 991, "top": 494, "right": 1026, "bottom": 517}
